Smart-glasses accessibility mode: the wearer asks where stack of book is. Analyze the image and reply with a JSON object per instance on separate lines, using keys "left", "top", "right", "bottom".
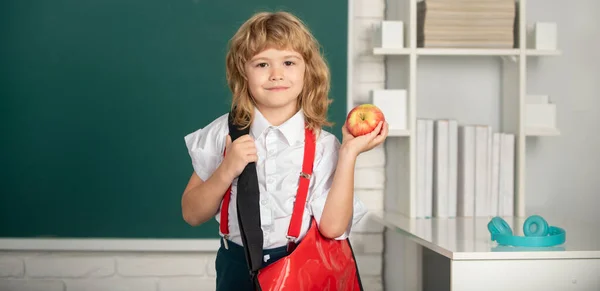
{"left": 417, "top": 0, "right": 517, "bottom": 48}
{"left": 415, "top": 119, "right": 515, "bottom": 218}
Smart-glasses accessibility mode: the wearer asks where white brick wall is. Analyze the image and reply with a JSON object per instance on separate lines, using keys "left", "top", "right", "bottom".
{"left": 0, "top": 252, "right": 218, "bottom": 291}
{"left": 350, "top": 1, "right": 386, "bottom": 289}
{"left": 0, "top": 0, "right": 387, "bottom": 290}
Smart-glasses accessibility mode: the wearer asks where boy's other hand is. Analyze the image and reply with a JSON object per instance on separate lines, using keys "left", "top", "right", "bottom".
{"left": 222, "top": 134, "right": 258, "bottom": 180}
{"left": 340, "top": 121, "right": 389, "bottom": 157}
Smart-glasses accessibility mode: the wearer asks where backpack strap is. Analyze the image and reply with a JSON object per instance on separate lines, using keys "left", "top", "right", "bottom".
{"left": 226, "top": 113, "right": 264, "bottom": 280}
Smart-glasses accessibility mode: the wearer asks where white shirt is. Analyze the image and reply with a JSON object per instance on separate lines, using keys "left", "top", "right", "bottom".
{"left": 184, "top": 108, "right": 367, "bottom": 249}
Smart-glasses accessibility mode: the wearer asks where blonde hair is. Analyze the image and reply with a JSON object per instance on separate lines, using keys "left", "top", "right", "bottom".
{"left": 225, "top": 11, "right": 333, "bottom": 131}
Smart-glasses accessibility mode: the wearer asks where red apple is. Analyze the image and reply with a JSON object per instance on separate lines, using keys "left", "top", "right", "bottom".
{"left": 346, "top": 104, "right": 385, "bottom": 137}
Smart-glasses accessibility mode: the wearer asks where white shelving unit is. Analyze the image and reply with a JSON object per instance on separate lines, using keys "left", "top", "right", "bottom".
{"left": 388, "top": 129, "right": 411, "bottom": 136}
{"left": 374, "top": 48, "right": 562, "bottom": 57}
{"left": 370, "top": 0, "right": 561, "bottom": 218}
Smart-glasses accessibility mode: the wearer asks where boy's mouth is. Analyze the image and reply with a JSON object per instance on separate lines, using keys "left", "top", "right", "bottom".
{"left": 266, "top": 86, "right": 290, "bottom": 91}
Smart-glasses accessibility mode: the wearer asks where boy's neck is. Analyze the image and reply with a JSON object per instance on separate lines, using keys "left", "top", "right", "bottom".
{"left": 256, "top": 105, "right": 299, "bottom": 126}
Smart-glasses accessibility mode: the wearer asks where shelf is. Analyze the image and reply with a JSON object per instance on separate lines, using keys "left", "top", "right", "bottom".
{"left": 526, "top": 127, "right": 561, "bottom": 136}
{"left": 373, "top": 48, "right": 561, "bottom": 57}
{"left": 526, "top": 49, "right": 562, "bottom": 56}
{"left": 385, "top": 126, "right": 561, "bottom": 138}
{"left": 373, "top": 47, "right": 519, "bottom": 56}
{"left": 416, "top": 48, "right": 519, "bottom": 56}
{"left": 373, "top": 47, "right": 411, "bottom": 55}
{"left": 388, "top": 129, "right": 411, "bottom": 137}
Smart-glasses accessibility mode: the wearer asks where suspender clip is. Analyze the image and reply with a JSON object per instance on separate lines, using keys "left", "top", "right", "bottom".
{"left": 286, "top": 235, "right": 297, "bottom": 253}
{"left": 222, "top": 235, "right": 229, "bottom": 250}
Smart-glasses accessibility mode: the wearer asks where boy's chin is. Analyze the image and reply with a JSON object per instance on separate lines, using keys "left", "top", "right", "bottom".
{"left": 259, "top": 101, "right": 298, "bottom": 111}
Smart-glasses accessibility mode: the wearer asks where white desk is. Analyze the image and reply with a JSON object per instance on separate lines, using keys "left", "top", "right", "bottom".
{"left": 371, "top": 211, "right": 600, "bottom": 291}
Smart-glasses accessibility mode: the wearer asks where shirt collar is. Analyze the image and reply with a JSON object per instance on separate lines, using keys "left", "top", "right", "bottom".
{"left": 251, "top": 107, "right": 305, "bottom": 145}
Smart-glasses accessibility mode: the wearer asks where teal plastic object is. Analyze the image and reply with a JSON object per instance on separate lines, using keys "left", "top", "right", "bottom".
{"left": 487, "top": 215, "right": 566, "bottom": 247}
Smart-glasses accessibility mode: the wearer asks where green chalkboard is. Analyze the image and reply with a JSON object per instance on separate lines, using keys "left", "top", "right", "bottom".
{"left": 0, "top": 0, "right": 347, "bottom": 239}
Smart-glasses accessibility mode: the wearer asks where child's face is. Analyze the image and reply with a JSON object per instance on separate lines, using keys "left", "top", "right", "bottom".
{"left": 245, "top": 47, "right": 305, "bottom": 114}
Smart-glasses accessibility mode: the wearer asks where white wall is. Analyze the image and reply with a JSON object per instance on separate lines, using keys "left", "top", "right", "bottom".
{"left": 383, "top": 0, "right": 600, "bottom": 290}
{"left": 525, "top": 0, "right": 600, "bottom": 225}
{"left": 0, "top": 0, "right": 388, "bottom": 290}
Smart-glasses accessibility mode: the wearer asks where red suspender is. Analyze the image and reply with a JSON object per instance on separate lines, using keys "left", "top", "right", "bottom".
{"left": 219, "top": 148, "right": 233, "bottom": 249}
{"left": 220, "top": 127, "right": 316, "bottom": 251}
{"left": 286, "top": 127, "right": 316, "bottom": 251}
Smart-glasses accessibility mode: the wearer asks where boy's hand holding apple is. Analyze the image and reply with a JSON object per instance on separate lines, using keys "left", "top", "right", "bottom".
{"left": 340, "top": 104, "right": 389, "bottom": 157}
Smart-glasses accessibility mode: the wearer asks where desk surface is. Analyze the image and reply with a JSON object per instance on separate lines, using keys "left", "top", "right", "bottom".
{"left": 370, "top": 211, "right": 600, "bottom": 260}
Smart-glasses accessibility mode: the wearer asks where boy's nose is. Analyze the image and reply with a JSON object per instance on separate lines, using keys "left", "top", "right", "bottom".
{"left": 270, "top": 68, "right": 284, "bottom": 81}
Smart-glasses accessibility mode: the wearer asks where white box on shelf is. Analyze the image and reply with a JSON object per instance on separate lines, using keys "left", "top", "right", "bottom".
{"left": 371, "top": 89, "right": 407, "bottom": 130}
{"left": 525, "top": 104, "right": 556, "bottom": 128}
{"left": 532, "top": 22, "right": 557, "bottom": 50}
{"left": 526, "top": 95, "right": 549, "bottom": 104}
{"left": 375, "top": 21, "right": 404, "bottom": 48}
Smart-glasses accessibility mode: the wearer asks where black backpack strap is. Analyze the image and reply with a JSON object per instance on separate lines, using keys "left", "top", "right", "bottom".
{"left": 227, "top": 112, "right": 264, "bottom": 283}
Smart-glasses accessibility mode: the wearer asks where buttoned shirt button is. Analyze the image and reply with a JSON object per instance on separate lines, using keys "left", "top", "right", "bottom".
{"left": 261, "top": 199, "right": 268, "bottom": 206}
{"left": 268, "top": 148, "right": 275, "bottom": 155}
{"left": 267, "top": 177, "right": 275, "bottom": 184}
{"left": 266, "top": 129, "right": 276, "bottom": 140}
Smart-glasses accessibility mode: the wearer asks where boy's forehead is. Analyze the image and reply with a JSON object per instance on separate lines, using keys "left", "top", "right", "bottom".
{"left": 251, "top": 47, "right": 302, "bottom": 60}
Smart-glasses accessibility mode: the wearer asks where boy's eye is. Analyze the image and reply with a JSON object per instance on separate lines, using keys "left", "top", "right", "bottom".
{"left": 256, "top": 63, "right": 268, "bottom": 68}
{"left": 284, "top": 61, "right": 294, "bottom": 66}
